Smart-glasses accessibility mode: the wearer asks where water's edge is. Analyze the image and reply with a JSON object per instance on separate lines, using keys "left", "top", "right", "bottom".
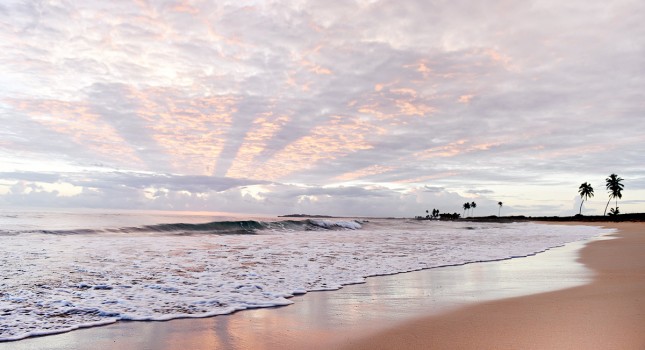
{"left": 1, "top": 227, "right": 612, "bottom": 344}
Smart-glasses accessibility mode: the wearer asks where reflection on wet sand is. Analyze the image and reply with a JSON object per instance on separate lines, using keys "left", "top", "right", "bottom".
{"left": 9, "top": 238, "right": 598, "bottom": 350}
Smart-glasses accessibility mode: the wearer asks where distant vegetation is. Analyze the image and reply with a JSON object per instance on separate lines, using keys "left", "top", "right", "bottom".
{"left": 279, "top": 214, "right": 334, "bottom": 218}
{"left": 462, "top": 202, "right": 470, "bottom": 217}
{"left": 415, "top": 209, "right": 460, "bottom": 221}
{"left": 604, "top": 174, "right": 624, "bottom": 216}
{"left": 462, "top": 201, "right": 476, "bottom": 217}
{"left": 416, "top": 173, "right": 628, "bottom": 220}
{"left": 578, "top": 182, "right": 594, "bottom": 215}
{"left": 464, "top": 213, "right": 645, "bottom": 222}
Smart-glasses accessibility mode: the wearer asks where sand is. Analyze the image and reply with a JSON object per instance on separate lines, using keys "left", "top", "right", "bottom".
{"left": 341, "top": 222, "right": 645, "bottom": 350}
{"left": 5, "top": 222, "right": 643, "bottom": 350}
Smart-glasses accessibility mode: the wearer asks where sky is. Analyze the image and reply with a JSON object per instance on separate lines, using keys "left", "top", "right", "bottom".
{"left": 1, "top": 0, "right": 644, "bottom": 218}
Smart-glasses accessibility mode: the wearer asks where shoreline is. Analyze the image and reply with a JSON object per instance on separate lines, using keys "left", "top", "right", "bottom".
{"left": 4, "top": 222, "right": 612, "bottom": 349}
{"left": 341, "top": 222, "right": 645, "bottom": 349}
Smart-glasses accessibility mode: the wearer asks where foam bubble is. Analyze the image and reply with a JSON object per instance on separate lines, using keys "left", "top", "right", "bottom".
{"left": 309, "top": 219, "right": 362, "bottom": 230}
{"left": 0, "top": 221, "right": 610, "bottom": 341}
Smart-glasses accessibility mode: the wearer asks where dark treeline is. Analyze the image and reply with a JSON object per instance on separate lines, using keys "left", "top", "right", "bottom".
{"left": 415, "top": 209, "right": 460, "bottom": 221}
{"left": 418, "top": 173, "right": 632, "bottom": 221}
{"left": 463, "top": 213, "right": 645, "bottom": 222}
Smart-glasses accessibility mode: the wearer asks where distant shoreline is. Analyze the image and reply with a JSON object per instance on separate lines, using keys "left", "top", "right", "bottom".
{"left": 277, "top": 214, "right": 402, "bottom": 220}
{"left": 277, "top": 214, "right": 336, "bottom": 218}
{"left": 280, "top": 213, "right": 645, "bottom": 222}
{"left": 464, "top": 213, "right": 645, "bottom": 223}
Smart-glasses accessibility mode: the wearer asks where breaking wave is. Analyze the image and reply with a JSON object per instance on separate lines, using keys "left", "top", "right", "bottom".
{"left": 0, "top": 218, "right": 610, "bottom": 342}
{"left": 33, "top": 219, "right": 364, "bottom": 236}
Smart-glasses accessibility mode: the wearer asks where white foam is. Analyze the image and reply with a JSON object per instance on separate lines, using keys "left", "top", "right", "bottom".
{"left": 0, "top": 221, "right": 610, "bottom": 341}
{"left": 309, "top": 219, "right": 362, "bottom": 230}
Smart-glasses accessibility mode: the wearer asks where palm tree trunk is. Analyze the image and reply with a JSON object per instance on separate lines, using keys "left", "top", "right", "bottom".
{"left": 604, "top": 197, "right": 612, "bottom": 215}
{"left": 579, "top": 200, "right": 584, "bottom": 215}
{"left": 616, "top": 198, "right": 619, "bottom": 213}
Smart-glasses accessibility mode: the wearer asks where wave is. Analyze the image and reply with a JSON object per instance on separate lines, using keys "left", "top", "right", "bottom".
{"left": 0, "top": 221, "right": 609, "bottom": 342}
{"left": 33, "top": 219, "right": 364, "bottom": 236}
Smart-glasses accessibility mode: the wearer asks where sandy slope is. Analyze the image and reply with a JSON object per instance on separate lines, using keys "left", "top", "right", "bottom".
{"left": 340, "top": 222, "right": 645, "bottom": 350}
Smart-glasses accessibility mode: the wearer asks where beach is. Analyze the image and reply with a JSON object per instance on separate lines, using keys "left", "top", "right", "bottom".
{"left": 342, "top": 222, "right": 645, "bottom": 350}
{"left": 4, "top": 221, "right": 641, "bottom": 349}
{"left": 3, "top": 0, "right": 644, "bottom": 348}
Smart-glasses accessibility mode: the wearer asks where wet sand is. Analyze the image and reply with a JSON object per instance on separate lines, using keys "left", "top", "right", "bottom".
{"left": 5, "top": 222, "right": 636, "bottom": 350}
{"left": 342, "top": 222, "right": 645, "bottom": 350}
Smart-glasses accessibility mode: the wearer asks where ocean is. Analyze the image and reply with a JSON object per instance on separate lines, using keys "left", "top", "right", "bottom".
{"left": 0, "top": 209, "right": 611, "bottom": 342}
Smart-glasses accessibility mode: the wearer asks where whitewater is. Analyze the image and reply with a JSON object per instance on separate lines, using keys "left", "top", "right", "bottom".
{"left": 0, "top": 210, "right": 611, "bottom": 342}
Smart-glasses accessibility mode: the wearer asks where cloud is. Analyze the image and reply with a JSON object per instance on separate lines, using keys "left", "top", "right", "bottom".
{"left": 466, "top": 189, "right": 494, "bottom": 195}
{"left": 1, "top": 0, "right": 644, "bottom": 216}
{"left": 0, "top": 172, "right": 61, "bottom": 183}
{"left": 0, "top": 170, "right": 500, "bottom": 217}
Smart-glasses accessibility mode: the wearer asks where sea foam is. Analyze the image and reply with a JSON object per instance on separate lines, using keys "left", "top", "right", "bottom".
{"left": 0, "top": 219, "right": 610, "bottom": 341}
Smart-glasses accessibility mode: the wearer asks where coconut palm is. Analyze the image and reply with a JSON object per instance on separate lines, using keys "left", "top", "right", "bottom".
{"left": 578, "top": 182, "right": 594, "bottom": 215}
{"left": 498, "top": 202, "right": 503, "bottom": 216}
{"left": 463, "top": 202, "right": 471, "bottom": 217}
{"left": 470, "top": 201, "right": 477, "bottom": 217}
{"left": 604, "top": 174, "right": 624, "bottom": 216}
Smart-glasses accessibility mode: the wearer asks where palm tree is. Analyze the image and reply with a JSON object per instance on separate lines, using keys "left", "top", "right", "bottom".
{"left": 578, "top": 182, "right": 594, "bottom": 215}
{"left": 463, "top": 202, "right": 471, "bottom": 217}
{"left": 470, "top": 201, "right": 476, "bottom": 217}
{"left": 498, "top": 202, "right": 503, "bottom": 216}
{"left": 604, "top": 174, "right": 624, "bottom": 216}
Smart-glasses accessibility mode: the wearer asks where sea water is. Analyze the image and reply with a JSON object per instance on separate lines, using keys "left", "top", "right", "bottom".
{"left": 0, "top": 209, "right": 611, "bottom": 342}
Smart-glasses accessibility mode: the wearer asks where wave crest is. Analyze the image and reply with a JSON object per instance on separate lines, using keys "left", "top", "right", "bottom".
{"left": 33, "top": 219, "right": 364, "bottom": 236}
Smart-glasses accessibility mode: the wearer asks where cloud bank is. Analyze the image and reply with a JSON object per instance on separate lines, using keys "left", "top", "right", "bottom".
{"left": 1, "top": 0, "right": 644, "bottom": 216}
